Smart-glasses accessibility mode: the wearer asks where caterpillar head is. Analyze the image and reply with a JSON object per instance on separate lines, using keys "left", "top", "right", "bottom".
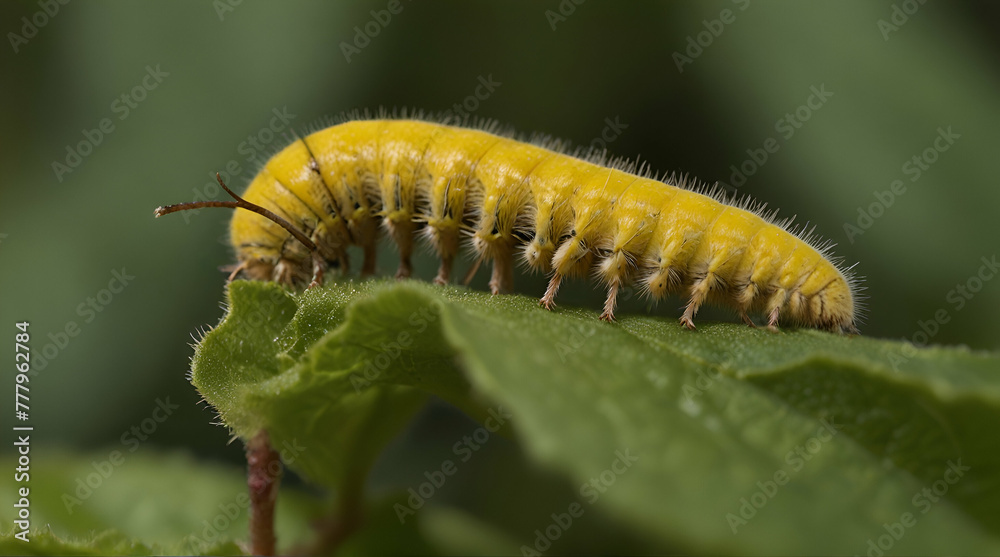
{"left": 232, "top": 254, "right": 310, "bottom": 286}
{"left": 238, "top": 238, "right": 343, "bottom": 287}
{"left": 154, "top": 173, "right": 338, "bottom": 288}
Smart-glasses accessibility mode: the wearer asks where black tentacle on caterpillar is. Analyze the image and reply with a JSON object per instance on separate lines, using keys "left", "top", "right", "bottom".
{"left": 155, "top": 117, "right": 864, "bottom": 333}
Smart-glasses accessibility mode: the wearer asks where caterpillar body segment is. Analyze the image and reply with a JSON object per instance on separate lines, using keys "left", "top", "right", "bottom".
{"left": 420, "top": 128, "right": 497, "bottom": 285}
{"left": 160, "top": 118, "right": 862, "bottom": 333}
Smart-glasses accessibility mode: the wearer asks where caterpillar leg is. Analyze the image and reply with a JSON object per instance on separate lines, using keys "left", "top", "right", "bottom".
{"left": 355, "top": 217, "right": 379, "bottom": 277}
{"left": 489, "top": 251, "right": 514, "bottom": 295}
{"left": 764, "top": 288, "right": 787, "bottom": 332}
{"left": 463, "top": 253, "right": 485, "bottom": 286}
{"left": 540, "top": 273, "right": 562, "bottom": 310}
{"left": 434, "top": 253, "right": 454, "bottom": 286}
{"left": 308, "top": 251, "right": 326, "bottom": 289}
{"left": 600, "top": 281, "right": 619, "bottom": 322}
{"left": 767, "top": 306, "right": 780, "bottom": 332}
{"left": 397, "top": 262, "right": 412, "bottom": 279}
{"left": 735, "top": 281, "right": 759, "bottom": 328}
{"left": 273, "top": 259, "right": 301, "bottom": 285}
{"left": 386, "top": 220, "right": 414, "bottom": 279}
{"left": 226, "top": 260, "right": 249, "bottom": 282}
{"left": 361, "top": 242, "right": 377, "bottom": 276}
{"left": 430, "top": 226, "right": 460, "bottom": 286}
{"left": 680, "top": 272, "right": 715, "bottom": 330}
{"left": 544, "top": 235, "right": 591, "bottom": 311}
{"left": 597, "top": 250, "right": 632, "bottom": 323}
{"left": 395, "top": 235, "right": 413, "bottom": 279}
{"left": 311, "top": 224, "right": 347, "bottom": 278}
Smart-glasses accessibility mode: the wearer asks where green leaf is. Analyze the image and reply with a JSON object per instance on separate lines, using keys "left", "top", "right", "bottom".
{"left": 192, "top": 279, "right": 1000, "bottom": 555}
{"left": 0, "top": 527, "right": 154, "bottom": 556}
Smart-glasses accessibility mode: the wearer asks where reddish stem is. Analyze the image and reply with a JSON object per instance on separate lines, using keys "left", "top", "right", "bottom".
{"left": 247, "top": 430, "right": 282, "bottom": 556}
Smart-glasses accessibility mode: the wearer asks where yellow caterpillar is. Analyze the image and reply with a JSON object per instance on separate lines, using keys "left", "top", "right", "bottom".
{"left": 156, "top": 117, "right": 862, "bottom": 333}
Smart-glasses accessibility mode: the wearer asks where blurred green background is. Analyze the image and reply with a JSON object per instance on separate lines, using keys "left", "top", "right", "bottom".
{"left": 2, "top": 0, "right": 999, "bottom": 551}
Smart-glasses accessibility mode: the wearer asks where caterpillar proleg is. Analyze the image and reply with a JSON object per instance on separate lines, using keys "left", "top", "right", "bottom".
{"left": 156, "top": 116, "right": 863, "bottom": 333}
